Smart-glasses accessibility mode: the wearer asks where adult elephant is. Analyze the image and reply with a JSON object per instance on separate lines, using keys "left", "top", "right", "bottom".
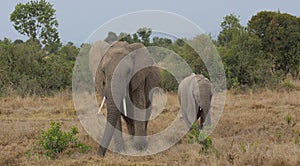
{"left": 95, "top": 41, "right": 160, "bottom": 156}
{"left": 178, "top": 73, "right": 213, "bottom": 129}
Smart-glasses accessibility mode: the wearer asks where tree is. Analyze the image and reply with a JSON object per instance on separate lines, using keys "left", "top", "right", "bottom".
{"left": 104, "top": 32, "right": 117, "bottom": 43}
{"left": 221, "top": 29, "right": 268, "bottom": 87}
{"left": 218, "top": 14, "right": 243, "bottom": 46}
{"left": 152, "top": 37, "right": 172, "bottom": 47}
{"left": 137, "top": 27, "right": 152, "bottom": 46}
{"left": 248, "top": 11, "right": 300, "bottom": 78}
{"left": 118, "top": 32, "right": 133, "bottom": 43}
{"left": 10, "top": 0, "right": 61, "bottom": 52}
{"left": 118, "top": 28, "right": 151, "bottom": 45}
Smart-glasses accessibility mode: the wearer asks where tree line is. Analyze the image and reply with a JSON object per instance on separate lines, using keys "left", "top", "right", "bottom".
{"left": 0, "top": 0, "right": 299, "bottom": 96}
{"left": 218, "top": 12, "right": 300, "bottom": 89}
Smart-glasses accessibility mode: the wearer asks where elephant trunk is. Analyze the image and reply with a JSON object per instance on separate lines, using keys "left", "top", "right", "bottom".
{"left": 98, "top": 94, "right": 120, "bottom": 156}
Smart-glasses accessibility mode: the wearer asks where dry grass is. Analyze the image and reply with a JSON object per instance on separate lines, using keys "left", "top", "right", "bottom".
{"left": 0, "top": 88, "right": 300, "bottom": 165}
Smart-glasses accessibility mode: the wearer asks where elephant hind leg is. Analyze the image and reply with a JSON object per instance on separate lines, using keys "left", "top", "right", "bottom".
{"left": 133, "top": 120, "right": 148, "bottom": 151}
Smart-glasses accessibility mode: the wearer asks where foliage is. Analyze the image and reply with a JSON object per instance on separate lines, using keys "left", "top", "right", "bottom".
{"left": 159, "top": 70, "right": 178, "bottom": 91}
{"left": 2, "top": 9, "right": 300, "bottom": 96}
{"left": 10, "top": 0, "right": 61, "bottom": 52}
{"left": 282, "top": 80, "right": 296, "bottom": 91}
{"left": 179, "top": 37, "right": 208, "bottom": 75}
{"left": 218, "top": 14, "right": 243, "bottom": 46}
{"left": 104, "top": 32, "right": 118, "bottom": 43}
{"left": 119, "top": 27, "right": 152, "bottom": 46}
{"left": 0, "top": 38, "right": 78, "bottom": 96}
{"left": 284, "top": 114, "right": 294, "bottom": 125}
{"left": 294, "top": 130, "right": 300, "bottom": 145}
{"left": 239, "top": 142, "right": 246, "bottom": 153}
{"left": 137, "top": 27, "right": 152, "bottom": 46}
{"left": 219, "top": 28, "right": 272, "bottom": 88}
{"left": 248, "top": 11, "right": 300, "bottom": 79}
{"left": 34, "top": 122, "right": 91, "bottom": 159}
{"left": 188, "top": 123, "right": 220, "bottom": 158}
{"left": 217, "top": 12, "right": 300, "bottom": 89}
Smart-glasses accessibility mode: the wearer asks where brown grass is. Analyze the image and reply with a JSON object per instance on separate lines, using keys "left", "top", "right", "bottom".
{"left": 0, "top": 89, "right": 300, "bottom": 165}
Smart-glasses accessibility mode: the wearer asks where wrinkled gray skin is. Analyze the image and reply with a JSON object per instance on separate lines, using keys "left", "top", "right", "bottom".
{"left": 178, "top": 73, "right": 213, "bottom": 129}
{"left": 94, "top": 41, "right": 160, "bottom": 156}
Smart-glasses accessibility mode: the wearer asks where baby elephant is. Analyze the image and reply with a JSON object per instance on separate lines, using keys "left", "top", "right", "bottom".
{"left": 178, "top": 73, "right": 213, "bottom": 129}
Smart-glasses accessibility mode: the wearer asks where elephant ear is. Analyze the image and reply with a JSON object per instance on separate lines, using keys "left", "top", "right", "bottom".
{"left": 88, "top": 40, "right": 109, "bottom": 80}
{"left": 95, "top": 67, "right": 105, "bottom": 98}
{"left": 91, "top": 41, "right": 110, "bottom": 99}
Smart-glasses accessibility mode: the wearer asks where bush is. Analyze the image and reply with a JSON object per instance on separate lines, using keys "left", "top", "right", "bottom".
{"left": 0, "top": 38, "right": 78, "bottom": 96}
{"left": 188, "top": 123, "right": 220, "bottom": 158}
{"left": 33, "top": 122, "right": 91, "bottom": 159}
{"left": 159, "top": 70, "right": 178, "bottom": 91}
{"left": 284, "top": 114, "right": 293, "bottom": 125}
{"left": 282, "top": 81, "right": 296, "bottom": 91}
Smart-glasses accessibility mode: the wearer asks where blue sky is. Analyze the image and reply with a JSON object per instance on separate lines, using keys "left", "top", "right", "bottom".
{"left": 1, "top": 0, "right": 300, "bottom": 45}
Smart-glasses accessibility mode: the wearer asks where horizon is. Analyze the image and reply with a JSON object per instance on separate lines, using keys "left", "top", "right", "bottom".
{"left": 1, "top": 1, "right": 300, "bottom": 46}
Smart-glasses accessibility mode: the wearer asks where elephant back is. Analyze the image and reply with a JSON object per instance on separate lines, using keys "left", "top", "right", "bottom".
{"left": 101, "top": 41, "right": 146, "bottom": 68}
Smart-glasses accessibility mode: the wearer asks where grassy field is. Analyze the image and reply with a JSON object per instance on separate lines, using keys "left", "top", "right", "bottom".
{"left": 1, "top": 86, "right": 300, "bottom": 165}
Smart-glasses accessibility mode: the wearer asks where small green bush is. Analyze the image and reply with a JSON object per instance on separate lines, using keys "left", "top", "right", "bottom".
{"left": 284, "top": 114, "right": 294, "bottom": 125}
{"left": 282, "top": 81, "right": 295, "bottom": 91}
{"left": 294, "top": 130, "right": 300, "bottom": 145}
{"left": 188, "top": 123, "right": 220, "bottom": 158}
{"left": 230, "top": 77, "right": 241, "bottom": 93}
{"left": 239, "top": 142, "right": 246, "bottom": 153}
{"left": 33, "top": 122, "right": 91, "bottom": 159}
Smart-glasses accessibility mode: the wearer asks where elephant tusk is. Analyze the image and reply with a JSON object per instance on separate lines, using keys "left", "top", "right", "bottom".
{"left": 98, "top": 96, "right": 106, "bottom": 114}
{"left": 123, "top": 97, "right": 127, "bottom": 116}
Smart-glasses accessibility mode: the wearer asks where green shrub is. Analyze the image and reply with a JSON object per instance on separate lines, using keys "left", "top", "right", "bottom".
{"left": 0, "top": 39, "right": 78, "bottom": 97}
{"left": 188, "top": 123, "right": 220, "bottom": 158}
{"left": 33, "top": 122, "right": 91, "bottom": 159}
{"left": 294, "top": 130, "right": 300, "bottom": 145}
{"left": 159, "top": 70, "right": 178, "bottom": 92}
{"left": 239, "top": 142, "right": 246, "bottom": 153}
{"left": 284, "top": 114, "right": 294, "bottom": 125}
{"left": 231, "top": 77, "right": 241, "bottom": 92}
{"left": 282, "top": 81, "right": 295, "bottom": 91}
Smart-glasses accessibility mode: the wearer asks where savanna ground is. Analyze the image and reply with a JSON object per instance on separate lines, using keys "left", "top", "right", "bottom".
{"left": 1, "top": 82, "right": 300, "bottom": 165}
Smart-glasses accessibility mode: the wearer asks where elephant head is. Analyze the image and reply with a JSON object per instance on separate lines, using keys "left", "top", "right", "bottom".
{"left": 178, "top": 73, "right": 213, "bottom": 129}
{"left": 95, "top": 41, "right": 160, "bottom": 156}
